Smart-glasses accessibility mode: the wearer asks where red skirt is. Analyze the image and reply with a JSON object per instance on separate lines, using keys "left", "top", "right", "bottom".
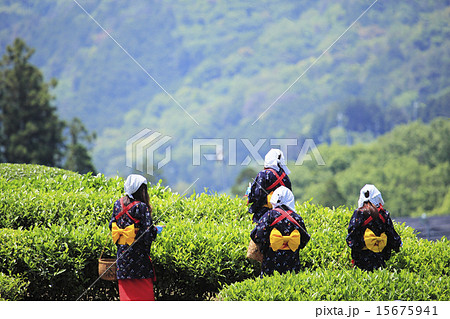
{"left": 118, "top": 278, "right": 155, "bottom": 301}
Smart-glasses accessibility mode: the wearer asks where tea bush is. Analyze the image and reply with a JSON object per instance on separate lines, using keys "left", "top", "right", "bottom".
{"left": 0, "top": 272, "right": 29, "bottom": 301}
{"left": 219, "top": 202, "right": 449, "bottom": 301}
{"left": 0, "top": 224, "right": 119, "bottom": 300}
{"left": 218, "top": 267, "right": 450, "bottom": 301}
{"left": 0, "top": 163, "right": 448, "bottom": 300}
{"left": 219, "top": 203, "right": 450, "bottom": 301}
{"left": 0, "top": 164, "right": 258, "bottom": 300}
{"left": 152, "top": 216, "right": 256, "bottom": 299}
{"left": 146, "top": 190, "right": 259, "bottom": 299}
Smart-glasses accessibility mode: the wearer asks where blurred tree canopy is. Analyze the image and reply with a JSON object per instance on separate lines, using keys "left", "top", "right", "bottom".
{"left": 64, "top": 117, "right": 97, "bottom": 174}
{"left": 0, "top": 38, "right": 96, "bottom": 174}
{"left": 0, "top": 38, "right": 64, "bottom": 166}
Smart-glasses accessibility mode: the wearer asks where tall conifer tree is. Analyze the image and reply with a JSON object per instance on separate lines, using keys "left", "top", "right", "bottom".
{"left": 0, "top": 38, "right": 65, "bottom": 166}
{"left": 64, "top": 117, "right": 96, "bottom": 174}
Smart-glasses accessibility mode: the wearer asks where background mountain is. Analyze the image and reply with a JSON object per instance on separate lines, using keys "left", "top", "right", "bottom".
{"left": 288, "top": 118, "right": 450, "bottom": 217}
{"left": 1, "top": 0, "right": 449, "bottom": 198}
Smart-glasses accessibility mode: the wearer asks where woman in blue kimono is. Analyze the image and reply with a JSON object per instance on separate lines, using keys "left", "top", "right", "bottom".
{"left": 247, "top": 149, "right": 292, "bottom": 223}
{"left": 250, "top": 186, "right": 310, "bottom": 277}
{"left": 346, "top": 184, "right": 402, "bottom": 271}
{"left": 110, "top": 174, "right": 160, "bottom": 301}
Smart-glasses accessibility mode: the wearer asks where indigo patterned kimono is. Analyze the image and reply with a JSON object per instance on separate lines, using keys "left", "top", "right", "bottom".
{"left": 248, "top": 167, "right": 292, "bottom": 223}
{"left": 250, "top": 205, "right": 310, "bottom": 277}
{"left": 346, "top": 208, "right": 401, "bottom": 271}
{"left": 109, "top": 197, "right": 158, "bottom": 280}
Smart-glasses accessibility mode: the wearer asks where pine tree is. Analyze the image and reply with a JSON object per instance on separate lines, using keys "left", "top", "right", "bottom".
{"left": 0, "top": 38, "right": 65, "bottom": 166}
{"left": 64, "top": 117, "right": 96, "bottom": 174}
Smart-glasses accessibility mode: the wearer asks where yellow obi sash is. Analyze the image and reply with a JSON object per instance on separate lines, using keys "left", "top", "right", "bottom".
{"left": 364, "top": 228, "right": 387, "bottom": 253}
{"left": 270, "top": 228, "right": 300, "bottom": 251}
{"left": 111, "top": 222, "right": 138, "bottom": 245}
{"left": 263, "top": 191, "right": 274, "bottom": 209}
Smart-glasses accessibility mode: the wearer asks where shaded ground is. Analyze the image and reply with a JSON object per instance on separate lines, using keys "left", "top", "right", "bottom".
{"left": 393, "top": 215, "right": 450, "bottom": 241}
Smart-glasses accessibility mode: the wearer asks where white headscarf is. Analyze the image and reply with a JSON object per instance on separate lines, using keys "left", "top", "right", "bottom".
{"left": 264, "top": 148, "right": 291, "bottom": 175}
{"left": 124, "top": 174, "right": 148, "bottom": 199}
{"left": 270, "top": 186, "right": 296, "bottom": 212}
{"left": 358, "top": 184, "right": 384, "bottom": 208}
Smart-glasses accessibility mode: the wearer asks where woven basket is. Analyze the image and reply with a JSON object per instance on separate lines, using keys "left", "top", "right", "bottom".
{"left": 98, "top": 257, "right": 117, "bottom": 281}
{"left": 246, "top": 239, "right": 263, "bottom": 263}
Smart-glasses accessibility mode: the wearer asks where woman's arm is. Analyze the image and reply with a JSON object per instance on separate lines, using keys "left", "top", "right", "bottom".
{"left": 250, "top": 211, "right": 272, "bottom": 248}
{"left": 384, "top": 211, "right": 402, "bottom": 252}
{"left": 109, "top": 199, "right": 121, "bottom": 230}
{"left": 346, "top": 210, "right": 365, "bottom": 250}
{"left": 137, "top": 202, "right": 157, "bottom": 246}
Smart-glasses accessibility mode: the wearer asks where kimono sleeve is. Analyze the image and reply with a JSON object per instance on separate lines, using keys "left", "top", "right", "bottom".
{"left": 136, "top": 202, "right": 158, "bottom": 246}
{"left": 250, "top": 211, "right": 273, "bottom": 248}
{"left": 384, "top": 211, "right": 402, "bottom": 252}
{"left": 109, "top": 199, "right": 121, "bottom": 230}
{"left": 346, "top": 210, "right": 365, "bottom": 251}
{"left": 248, "top": 171, "right": 267, "bottom": 205}
{"left": 293, "top": 214, "right": 310, "bottom": 249}
{"left": 283, "top": 173, "right": 293, "bottom": 191}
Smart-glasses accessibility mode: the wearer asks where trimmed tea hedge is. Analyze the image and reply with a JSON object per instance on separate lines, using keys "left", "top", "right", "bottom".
{"left": 0, "top": 163, "right": 448, "bottom": 300}
{"left": 0, "top": 164, "right": 258, "bottom": 300}
{"left": 218, "top": 267, "right": 449, "bottom": 301}
{"left": 0, "top": 272, "right": 29, "bottom": 301}
{"left": 219, "top": 201, "right": 449, "bottom": 301}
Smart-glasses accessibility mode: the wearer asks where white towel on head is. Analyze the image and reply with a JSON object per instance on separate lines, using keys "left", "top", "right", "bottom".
{"left": 124, "top": 174, "right": 148, "bottom": 199}
{"left": 264, "top": 148, "right": 291, "bottom": 175}
{"left": 270, "top": 186, "right": 296, "bottom": 212}
{"left": 358, "top": 184, "right": 384, "bottom": 208}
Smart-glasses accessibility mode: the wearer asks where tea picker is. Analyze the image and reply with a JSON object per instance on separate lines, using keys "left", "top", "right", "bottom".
{"left": 250, "top": 186, "right": 310, "bottom": 277}
{"left": 78, "top": 174, "right": 165, "bottom": 301}
{"left": 346, "top": 184, "right": 402, "bottom": 271}
{"left": 246, "top": 149, "right": 293, "bottom": 262}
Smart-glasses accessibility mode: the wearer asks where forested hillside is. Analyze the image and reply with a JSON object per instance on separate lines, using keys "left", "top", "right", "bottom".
{"left": 288, "top": 118, "right": 450, "bottom": 217}
{"left": 1, "top": 0, "right": 449, "bottom": 195}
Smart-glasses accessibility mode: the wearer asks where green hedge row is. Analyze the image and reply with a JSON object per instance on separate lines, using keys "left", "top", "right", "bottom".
{"left": 0, "top": 272, "right": 29, "bottom": 301}
{"left": 0, "top": 164, "right": 259, "bottom": 300}
{"left": 0, "top": 164, "right": 122, "bottom": 230}
{"left": 0, "top": 223, "right": 119, "bottom": 300}
{"left": 219, "top": 267, "right": 450, "bottom": 301}
{"left": 217, "top": 202, "right": 449, "bottom": 301}
{"left": 0, "top": 164, "right": 448, "bottom": 300}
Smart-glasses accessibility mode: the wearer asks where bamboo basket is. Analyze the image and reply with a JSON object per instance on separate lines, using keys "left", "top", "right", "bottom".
{"left": 98, "top": 235, "right": 117, "bottom": 281}
{"left": 98, "top": 257, "right": 117, "bottom": 281}
{"left": 246, "top": 239, "right": 263, "bottom": 262}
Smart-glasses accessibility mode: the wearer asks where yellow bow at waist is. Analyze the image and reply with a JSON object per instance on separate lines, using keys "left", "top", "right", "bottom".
{"left": 364, "top": 228, "right": 387, "bottom": 253}
{"left": 270, "top": 228, "right": 300, "bottom": 251}
{"left": 263, "top": 191, "right": 274, "bottom": 209}
{"left": 111, "top": 222, "right": 138, "bottom": 245}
